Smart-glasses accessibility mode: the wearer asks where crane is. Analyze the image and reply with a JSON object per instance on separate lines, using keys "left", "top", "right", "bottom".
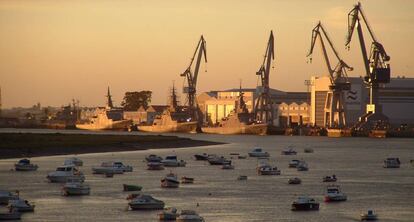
{"left": 307, "top": 21, "right": 353, "bottom": 128}
{"left": 180, "top": 35, "right": 207, "bottom": 124}
{"left": 254, "top": 31, "right": 275, "bottom": 125}
{"left": 345, "top": 2, "right": 390, "bottom": 129}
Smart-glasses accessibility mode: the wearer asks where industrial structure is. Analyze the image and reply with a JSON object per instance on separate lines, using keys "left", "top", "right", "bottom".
{"left": 307, "top": 22, "right": 352, "bottom": 129}
{"left": 254, "top": 31, "right": 275, "bottom": 126}
{"left": 345, "top": 2, "right": 391, "bottom": 133}
{"left": 180, "top": 35, "right": 207, "bottom": 127}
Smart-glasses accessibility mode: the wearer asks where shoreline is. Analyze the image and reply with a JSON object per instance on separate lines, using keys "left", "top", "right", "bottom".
{"left": 0, "top": 132, "right": 224, "bottom": 160}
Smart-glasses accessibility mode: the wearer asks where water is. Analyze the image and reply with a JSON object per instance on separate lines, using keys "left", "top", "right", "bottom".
{"left": 0, "top": 129, "right": 413, "bottom": 221}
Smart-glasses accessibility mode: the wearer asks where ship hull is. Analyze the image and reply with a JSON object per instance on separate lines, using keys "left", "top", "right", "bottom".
{"left": 138, "top": 122, "right": 197, "bottom": 133}
{"left": 76, "top": 120, "right": 131, "bottom": 131}
{"left": 201, "top": 124, "right": 267, "bottom": 135}
{"left": 327, "top": 128, "right": 352, "bottom": 137}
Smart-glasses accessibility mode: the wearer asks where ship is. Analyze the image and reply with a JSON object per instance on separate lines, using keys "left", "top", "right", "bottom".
{"left": 201, "top": 90, "right": 267, "bottom": 135}
{"left": 138, "top": 84, "right": 197, "bottom": 133}
{"left": 76, "top": 87, "right": 131, "bottom": 131}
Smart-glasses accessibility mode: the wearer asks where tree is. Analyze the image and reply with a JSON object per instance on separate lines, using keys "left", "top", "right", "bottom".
{"left": 121, "top": 91, "right": 152, "bottom": 111}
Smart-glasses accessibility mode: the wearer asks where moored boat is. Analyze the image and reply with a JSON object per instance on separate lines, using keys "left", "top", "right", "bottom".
{"left": 221, "top": 161, "right": 235, "bottom": 170}
{"left": 92, "top": 161, "right": 133, "bottom": 174}
{"left": 194, "top": 153, "right": 209, "bottom": 161}
{"left": 128, "top": 194, "right": 165, "bottom": 210}
{"left": 288, "top": 177, "right": 302, "bottom": 185}
{"left": 64, "top": 157, "right": 83, "bottom": 167}
{"left": 161, "top": 155, "right": 186, "bottom": 167}
{"left": 289, "top": 159, "right": 300, "bottom": 168}
{"left": 14, "top": 159, "right": 38, "bottom": 171}
{"left": 158, "top": 207, "right": 179, "bottom": 220}
{"left": 296, "top": 161, "right": 309, "bottom": 171}
{"left": 383, "top": 157, "right": 400, "bottom": 168}
{"left": 207, "top": 155, "right": 230, "bottom": 165}
{"left": 176, "top": 210, "right": 205, "bottom": 222}
{"left": 47, "top": 165, "right": 85, "bottom": 183}
{"left": 123, "top": 184, "right": 143, "bottom": 192}
{"left": 181, "top": 177, "right": 194, "bottom": 184}
{"left": 161, "top": 172, "right": 180, "bottom": 188}
{"left": 0, "top": 191, "right": 18, "bottom": 205}
{"left": 248, "top": 148, "right": 270, "bottom": 157}
{"left": 62, "top": 179, "right": 90, "bottom": 196}
{"left": 281, "top": 147, "right": 297, "bottom": 155}
{"left": 0, "top": 208, "right": 21, "bottom": 220}
{"left": 147, "top": 162, "right": 165, "bottom": 171}
{"left": 291, "top": 196, "right": 319, "bottom": 211}
{"left": 145, "top": 154, "right": 163, "bottom": 163}
{"left": 360, "top": 210, "right": 378, "bottom": 221}
{"left": 237, "top": 175, "right": 248, "bottom": 180}
{"left": 8, "top": 198, "right": 35, "bottom": 212}
{"left": 257, "top": 159, "right": 280, "bottom": 175}
{"left": 324, "top": 185, "right": 347, "bottom": 202}
{"left": 323, "top": 175, "right": 337, "bottom": 182}
{"left": 304, "top": 148, "right": 314, "bottom": 153}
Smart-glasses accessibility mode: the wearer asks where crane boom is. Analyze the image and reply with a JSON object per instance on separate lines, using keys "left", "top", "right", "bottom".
{"left": 180, "top": 35, "right": 207, "bottom": 123}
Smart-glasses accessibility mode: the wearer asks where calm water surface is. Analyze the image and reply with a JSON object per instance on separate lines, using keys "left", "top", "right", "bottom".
{"left": 0, "top": 129, "right": 413, "bottom": 221}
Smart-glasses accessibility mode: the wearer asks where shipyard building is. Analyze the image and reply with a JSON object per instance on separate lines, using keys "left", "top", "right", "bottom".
{"left": 310, "top": 76, "right": 414, "bottom": 127}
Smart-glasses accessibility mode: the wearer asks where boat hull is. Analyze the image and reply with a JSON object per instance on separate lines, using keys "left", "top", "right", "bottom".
{"left": 92, "top": 167, "right": 124, "bottom": 174}
{"left": 47, "top": 175, "right": 85, "bottom": 183}
{"left": 129, "top": 203, "right": 165, "bottom": 210}
{"left": 62, "top": 187, "right": 90, "bottom": 196}
{"left": 291, "top": 203, "right": 319, "bottom": 211}
{"left": 15, "top": 164, "right": 38, "bottom": 171}
{"left": 201, "top": 124, "right": 267, "bottom": 135}
{"left": 138, "top": 122, "right": 197, "bottom": 133}
{"left": 161, "top": 179, "right": 179, "bottom": 188}
{"left": 76, "top": 120, "right": 131, "bottom": 131}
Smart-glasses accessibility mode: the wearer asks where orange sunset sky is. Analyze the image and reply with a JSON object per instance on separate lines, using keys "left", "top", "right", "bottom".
{"left": 1, "top": 0, "right": 413, "bottom": 108}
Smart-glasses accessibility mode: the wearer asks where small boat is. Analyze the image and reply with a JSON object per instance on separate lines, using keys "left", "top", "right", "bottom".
{"left": 47, "top": 165, "right": 85, "bottom": 183}
{"left": 62, "top": 179, "right": 90, "bottom": 196}
{"left": 145, "top": 154, "right": 163, "bottom": 163}
{"left": 237, "top": 175, "right": 248, "bottom": 180}
{"left": 323, "top": 175, "right": 337, "bottom": 182}
{"left": 288, "top": 159, "right": 300, "bottom": 168}
{"left": 161, "top": 155, "right": 186, "bottom": 167}
{"left": 383, "top": 157, "right": 400, "bottom": 168}
{"left": 147, "top": 162, "right": 165, "bottom": 171}
{"left": 207, "top": 155, "right": 230, "bottom": 165}
{"left": 161, "top": 172, "right": 180, "bottom": 188}
{"left": 281, "top": 147, "right": 297, "bottom": 155}
{"left": 238, "top": 155, "right": 247, "bottom": 159}
{"left": 288, "top": 177, "right": 301, "bottom": 185}
{"left": 304, "top": 148, "right": 314, "bottom": 153}
{"left": 176, "top": 210, "right": 205, "bottom": 222}
{"left": 92, "top": 161, "right": 133, "bottom": 174}
{"left": 0, "top": 191, "right": 18, "bottom": 205}
{"left": 181, "top": 177, "right": 194, "bottom": 184}
{"left": 194, "top": 153, "right": 209, "bottom": 161}
{"left": 7, "top": 198, "right": 35, "bottom": 212}
{"left": 0, "top": 208, "right": 21, "bottom": 220}
{"left": 123, "top": 184, "right": 143, "bottom": 192}
{"left": 14, "top": 159, "right": 38, "bottom": 171}
{"left": 248, "top": 148, "right": 270, "bottom": 157}
{"left": 291, "top": 196, "right": 319, "bottom": 211}
{"left": 221, "top": 161, "right": 235, "bottom": 170}
{"left": 296, "top": 161, "right": 309, "bottom": 171}
{"left": 257, "top": 158, "right": 280, "bottom": 175}
{"left": 158, "top": 207, "right": 179, "bottom": 220}
{"left": 360, "top": 210, "right": 378, "bottom": 221}
{"left": 64, "top": 157, "right": 83, "bottom": 166}
{"left": 324, "top": 185, "right": 347, "bottom": 202}
{"left": 128, "top": 194, "right": 165, "bottom": 210}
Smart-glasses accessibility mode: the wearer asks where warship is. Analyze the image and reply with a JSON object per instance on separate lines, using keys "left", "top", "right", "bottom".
{"left": 138, "top": 85, "right": 198, "bottom": 133}
{"left": 201, "top": 90, "right": 267, "bottom": 135}
{"left": 76, "top": 87, "right": 131, "bottom": 131}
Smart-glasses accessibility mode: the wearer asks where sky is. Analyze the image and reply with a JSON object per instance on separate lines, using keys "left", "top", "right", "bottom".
{"left": 1, "top": 0, "right": 413, "bottom": 108}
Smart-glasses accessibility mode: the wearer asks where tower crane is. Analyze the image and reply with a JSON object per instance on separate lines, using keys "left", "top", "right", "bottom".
{"left": 180, "top": 35, "right": 207, "bottom": 124}
{"left": 345, "top": 2, "right": 391, "bottom": 129}
{"left": 307, "top": 22, "right": 353, "bottom": 128}
{"left": 254, "top": 31, "right": 275, "bottom": 125}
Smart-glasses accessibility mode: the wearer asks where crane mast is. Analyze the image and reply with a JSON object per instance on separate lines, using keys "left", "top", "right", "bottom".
{"left": 345, "top": 2, "right": 390, "bottom": 130}
{"left": 254, "top": 31, "right": 275, "bottom": 125}
{"left": 307, "top": 22, "right": 352, "bottom": 128}
{"left": 180, "top": 35, "right": 207, "bottom": 124}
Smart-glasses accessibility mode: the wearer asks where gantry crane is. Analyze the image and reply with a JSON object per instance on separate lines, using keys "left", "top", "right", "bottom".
{"left": 254, "top": 31, "right": 275, "bottom": 125}
{"left": 180, "top": 35, "right": 207, "bottom": 124}
{"left": 307, "top": 22, "right": 353, "bottom": 128}
{"left": 345, "top": 2, "right": 391, "bottom": 129}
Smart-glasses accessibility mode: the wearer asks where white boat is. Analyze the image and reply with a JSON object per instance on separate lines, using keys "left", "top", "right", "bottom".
{"left": 128, "top": 194, "right": 165, "bottom": 210}
{"left": 324, "top": 185, "right": 347, "bottom": 202}
{"left": 14, "top": 159, "right": 38, "bottom": 171}
{"left": 291, "top": 196, "right": 319, "bottom": 211}
{"left": 7, "top": 198, "right": 35, "bottom": 212}
{"left": 207, "top": 155, "right": 230, "bottom": 165}
{"left": 161, "top": 155, "right": 186, "bottom": 167}
{"left": 0, "top": 191, "right": 18, "bottom": 205}
{"left": 161, "top": 172, "right": 180, "bottom": 188}
{"left": 360, "top": 210, "right": 378, "bottom": 221}
{"left": 289, "top": 159, "right": 300, "bottom": 168}
{"left": 47, "top": 165, "right": 85, "bottom": 183}
{"left": 248, "top": 148, "right": 270, "bottom": 157}
{"left": 296, "top": 161, "right": 309, "bottom": 171}
{"left": 383, "top": 157, "right": 400, "bottom": 168}
{"left": 257, "top": 159, "right": 280, "bottom": 175}
{"left": 92, "top": 161, "right": 133, "bottom": 174}
{"left": 64, "top": 157, "right": 83, "bottom": 167}
{"left": 0, "top": 208, "right": 21, "bottom": 220}
{"left": 62, "top": 179, "right": 90, "bottom": 196}
{"left": 176, "top": 210, "right": 205, "bottom": 222}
